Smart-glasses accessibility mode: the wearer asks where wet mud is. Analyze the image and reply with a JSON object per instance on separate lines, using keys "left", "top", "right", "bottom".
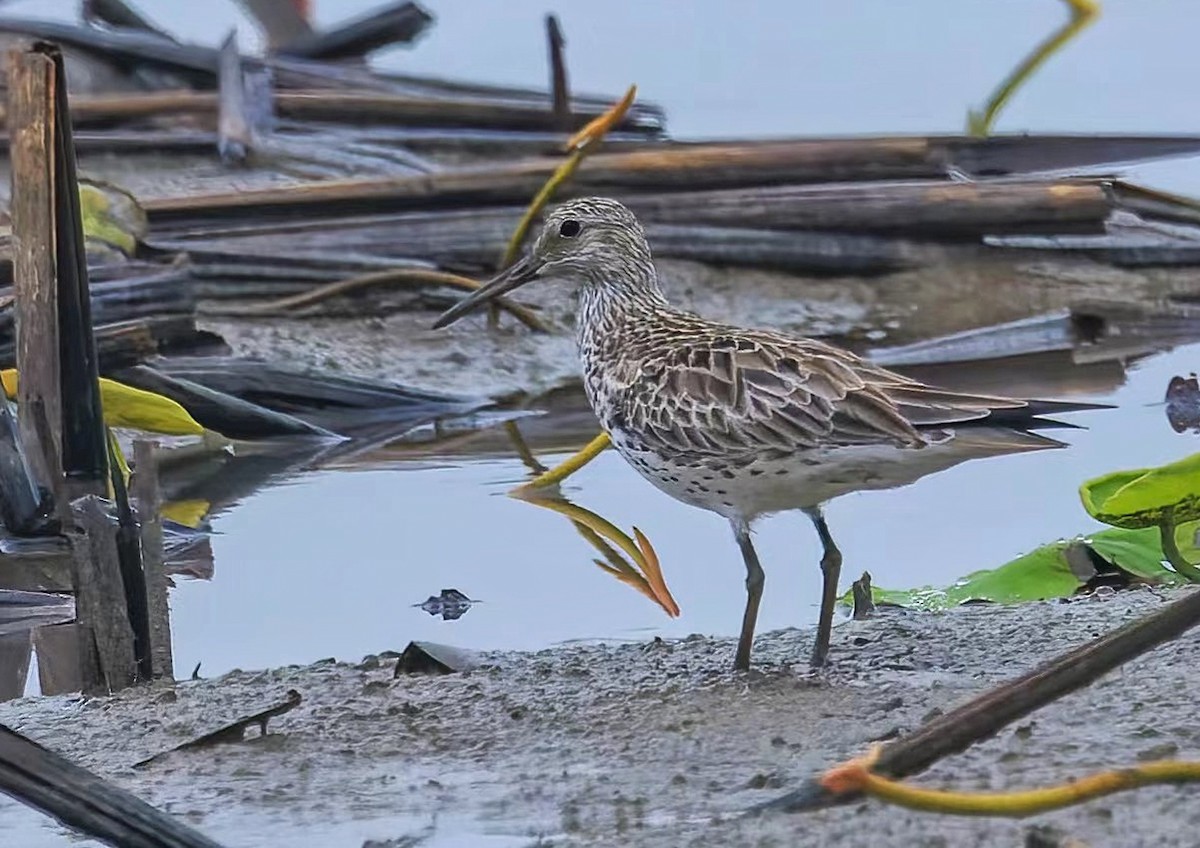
{"left": 2, "top": 587, "right": 1197, "bottom": 846}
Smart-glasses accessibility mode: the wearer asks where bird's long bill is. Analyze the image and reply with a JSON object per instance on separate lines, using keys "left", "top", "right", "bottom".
{"left": 431, "top": 255, "right": 541, "bottom": 329}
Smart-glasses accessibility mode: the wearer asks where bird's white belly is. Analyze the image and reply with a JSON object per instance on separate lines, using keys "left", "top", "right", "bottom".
{"left": 606, "top": 427, "right": 1056, "bottom": 520}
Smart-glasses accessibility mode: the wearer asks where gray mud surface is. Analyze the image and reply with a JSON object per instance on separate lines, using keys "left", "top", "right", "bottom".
{"left": 2, "top": 587, "right": 1198, "bottom": 846}
{"left": 203, "top": 251, "right": 1193, "bottom": 400}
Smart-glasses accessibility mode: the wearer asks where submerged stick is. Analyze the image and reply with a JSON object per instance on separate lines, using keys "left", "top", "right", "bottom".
{"left": 759, "top": 587, "right": 1200, "bottom": 814}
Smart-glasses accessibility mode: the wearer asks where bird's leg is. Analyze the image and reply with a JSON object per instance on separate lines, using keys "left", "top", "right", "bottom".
{"left": 967, "top": 0, "right": 1100, "bottom": 136}
{"left": 731, "top": 520, "right": 765, "bottom": 672}
{"left": 805, "top": 507, "right": 843, "bottom": 668}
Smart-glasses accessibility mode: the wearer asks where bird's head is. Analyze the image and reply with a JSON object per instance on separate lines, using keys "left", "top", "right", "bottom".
{"left": 431, "top": 197, "right": 655, "bottom": 329}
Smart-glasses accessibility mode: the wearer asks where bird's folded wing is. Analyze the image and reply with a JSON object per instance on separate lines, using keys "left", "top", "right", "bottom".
{"left": 621, "top": 336, "right": 1031, "bottom": 457}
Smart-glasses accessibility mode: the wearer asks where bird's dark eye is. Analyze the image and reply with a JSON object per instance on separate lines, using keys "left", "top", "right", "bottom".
{"left": 559, "top": 219, "right": 582, "bottom": 238}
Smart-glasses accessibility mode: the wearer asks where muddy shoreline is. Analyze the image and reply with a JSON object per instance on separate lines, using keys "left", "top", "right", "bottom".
{"left": 2, "top": 587, "right": 1197, "bottom": 847}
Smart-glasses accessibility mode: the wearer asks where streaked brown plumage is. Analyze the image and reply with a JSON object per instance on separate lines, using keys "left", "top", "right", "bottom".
{"left": 434, "top": 197, "right": 1103, "bottom": 670}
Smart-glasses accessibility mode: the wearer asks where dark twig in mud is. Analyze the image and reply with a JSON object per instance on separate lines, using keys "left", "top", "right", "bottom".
{"left": 851, "top": 572, "right": 875, "bottom": 620}
{"left": 218, "top": 267, "right": 550, "bottom": 331}
{"left": 760, "top": 587, "right": 1200, "bottom": 814}
{"left": 0, "top": 723, "right": 225, "bottom": 848}
{"left": 545, "top": 14, "right": 570, "bottom": 131}
{"left": 134, "top": 689, "right": 302, "bottom": 768}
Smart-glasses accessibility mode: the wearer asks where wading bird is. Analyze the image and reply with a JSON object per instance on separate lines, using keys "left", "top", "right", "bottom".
{"left": 433, "top": 198, "right": 1100, "bottom": 670}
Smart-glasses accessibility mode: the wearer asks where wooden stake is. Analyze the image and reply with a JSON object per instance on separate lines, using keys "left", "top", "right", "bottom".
{"left": 132, "top": 439, "right": 173, "bottom": 681}
{"left": 8, "top": 45, "right": 63, "bottom": 503}
{"left": 69, "top": 497, "right": 136, "bottom": 694}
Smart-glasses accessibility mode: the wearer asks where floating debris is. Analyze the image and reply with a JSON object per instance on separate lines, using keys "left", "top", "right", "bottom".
{"left": 1166, "top": 374, "right": 1200, "bottom": 434}
{"left": 414, "top": 588, "right": 475, "bottom": 621}
{"left": 393, "top": 640, "right": 478, "bottom": 675}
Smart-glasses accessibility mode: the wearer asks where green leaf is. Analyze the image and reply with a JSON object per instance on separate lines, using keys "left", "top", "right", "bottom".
{"left": 851, "top": 526, "right": 1185, "bottom": 612}
{"left": 1079, "top": 452, "right": 1200, "bottom": 529}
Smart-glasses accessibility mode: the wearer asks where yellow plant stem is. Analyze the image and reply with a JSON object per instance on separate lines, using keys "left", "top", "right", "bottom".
{"left": 492, "top": 84, "right": 637, "bottom": 326}
{"left": 512, "top": 431, "right": 611, "bottom": 492}
{"left": 968, "top": 0, "right": 1099, "bottom": 136}
{"left": 821, "top": 744, "right": 1200, "bottom": 817}
{"left": 495, "top": 87, "right": 636, "bottom": 480}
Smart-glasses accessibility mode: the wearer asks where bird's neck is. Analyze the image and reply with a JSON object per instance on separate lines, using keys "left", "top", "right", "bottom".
{"left": 575, "top": 268, "right": 670, "bottom": 357}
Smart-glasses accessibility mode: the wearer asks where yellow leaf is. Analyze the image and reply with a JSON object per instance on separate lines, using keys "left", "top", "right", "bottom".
{"left": 1, "top": 369, "right": 205, "bottom": 436}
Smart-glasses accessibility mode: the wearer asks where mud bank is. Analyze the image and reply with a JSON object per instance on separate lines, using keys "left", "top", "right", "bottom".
{"left": 1, "top": 587, "right": 1197, "bottom": 847}
{"left": 202, "top": 250, "right": 1195, "bottom": 401}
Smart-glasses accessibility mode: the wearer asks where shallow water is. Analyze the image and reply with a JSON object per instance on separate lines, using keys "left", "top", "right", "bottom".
{"left": 153, "top": 340, "right": 1195, "bottom": 679}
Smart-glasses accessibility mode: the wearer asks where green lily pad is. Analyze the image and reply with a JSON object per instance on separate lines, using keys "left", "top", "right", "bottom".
{"left": 848, "top": 526, "right": 1185, "bottom": 612}
{"left": 1079, "top": 452, "right": 1200, "bottom": 529}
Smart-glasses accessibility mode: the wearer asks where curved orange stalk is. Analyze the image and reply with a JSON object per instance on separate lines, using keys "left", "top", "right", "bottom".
{"left": 565, "top": 84, "right": 637, "bottom": 152}
{"left": 820, "top": 743, "right": 1200, "bottom": 816}
{"left": 514, "top": 490, "right": 679, "bottom": 617}
{"left": 632, "top": 527, "right": 679, "bottom": 616}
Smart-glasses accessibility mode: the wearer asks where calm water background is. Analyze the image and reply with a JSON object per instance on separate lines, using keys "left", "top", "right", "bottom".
{"left": 10, "top": 0, "right": 1200, "bottom": 678}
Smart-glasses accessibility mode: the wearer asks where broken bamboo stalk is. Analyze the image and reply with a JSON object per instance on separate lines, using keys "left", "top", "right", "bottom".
{"left": 139, "top": 149, "right": 1114, "bottom": 233}
{"left": 8, "top": 42, "right": 145, "bottom": 696}
{"left": 0, "top": 88, "right": 660, "bottom": 134}
{"left": 132, "top": 439, "right": 172, "bottom": 681}
{"left": 7, "top": 42, "right": 109, "bottom": 489}
{"left": 8, "top": 42, "right": 65, "bottom": 501}
{"left": 69, "top": 495, "right": 137, "bottom": 694}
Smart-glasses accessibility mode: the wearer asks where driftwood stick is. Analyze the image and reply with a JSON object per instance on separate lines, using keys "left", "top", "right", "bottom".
{"left": 760, "top": 588, "right": 1200, "bottom": 814}
{"left": 0, "top": 722, "right": 226, "bottom": 848}
{"left": 134, "top": 690, "right": 302, "bottom": 768}
{"left": 132, "top": 439, "right": 172, "bottom": 680}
